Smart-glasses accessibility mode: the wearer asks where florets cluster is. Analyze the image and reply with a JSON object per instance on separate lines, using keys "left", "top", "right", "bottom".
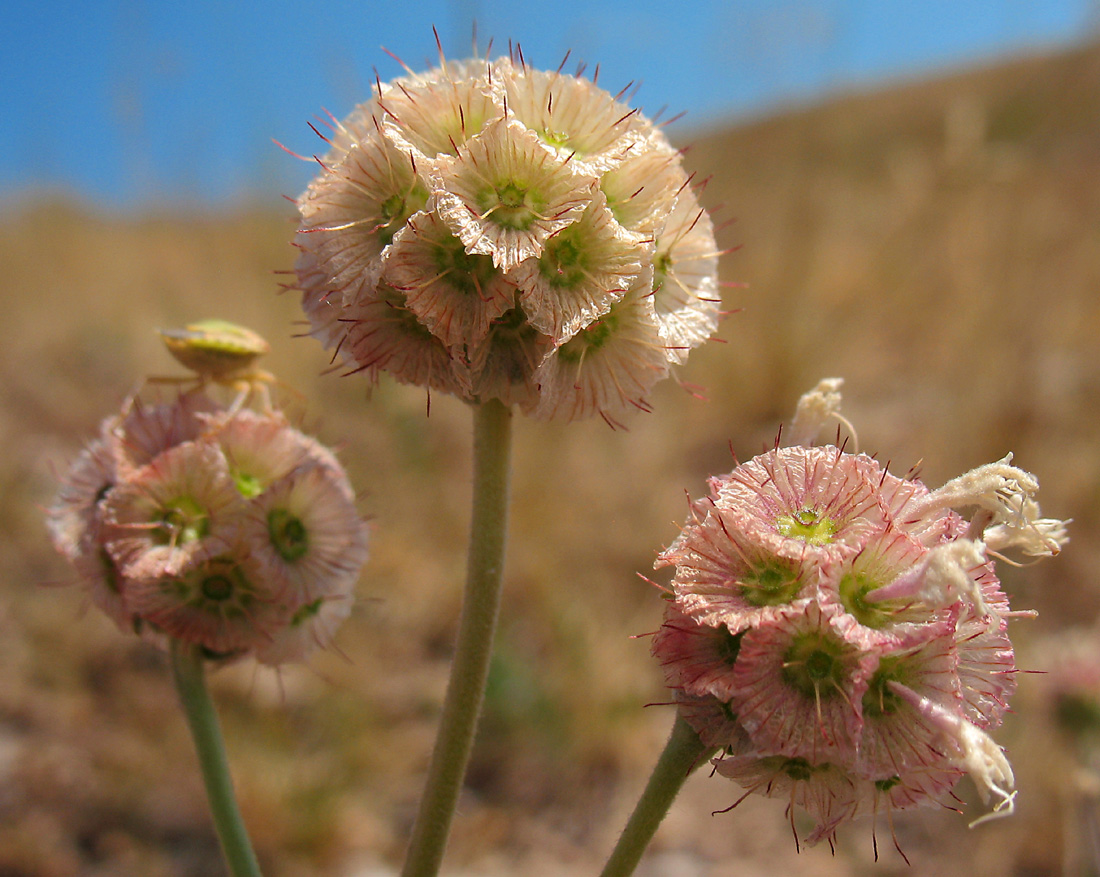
{"left": 48, "top": 390, "right": 368, "bottom": 664}
{"left": 652, "top": 380, "right": 1067, "bottom": 847}
{"left": 293, "top": 48, "right": 720, "bottom": 426}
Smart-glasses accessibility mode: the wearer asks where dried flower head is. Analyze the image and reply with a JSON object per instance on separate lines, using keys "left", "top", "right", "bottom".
{"left": 651, "top": 379, "right": 1068, "bottom": 850}
{"left": 48, "top": 386, "right": 367, "bottom": 663}
{"left": 292, "top": 43, "right": 722, "bottom": 424}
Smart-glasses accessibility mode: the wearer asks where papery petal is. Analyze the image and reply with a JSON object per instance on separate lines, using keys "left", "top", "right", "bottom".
{"left": 431, "top": 117, "right": 597, "bottom": 270}
{"left": 531, "top": 278, "right": 669, "bottom": 426}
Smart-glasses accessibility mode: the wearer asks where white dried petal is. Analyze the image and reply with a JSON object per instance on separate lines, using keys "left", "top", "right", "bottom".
{"left": 786, "top": 377, "right": 847, "bottom": 448}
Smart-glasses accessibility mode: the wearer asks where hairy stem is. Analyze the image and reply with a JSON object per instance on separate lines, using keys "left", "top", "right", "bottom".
{"left": 401, "top": 398, "right": 513, "bottom": 877}
{"left": 600, "top": 715, "right": 715, "bottom": 877}
{"left": 170, "top": 641, "right": 263, "bottom": 877}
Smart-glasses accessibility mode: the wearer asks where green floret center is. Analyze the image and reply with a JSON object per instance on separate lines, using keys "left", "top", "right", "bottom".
{"left": 377, "top": 182, "right": 428, "bottom": 246}
{"left": 232, "top": 470, "right": 265, "bottom": 499}
{"left": 290, "top": 597, "right": 324, "bottom": 627}
{"left": 781, "top": 757, "right": 814, "bottom": 782}
{"left": 538, "top": 228, "right": 588, "bottom": 289}
{"left": 862, "top": 656, "right": 909, "bottom": 718}
{"left": 169, "top": 557, "right": 255, "bottom": 613}
{"left": 782, "top": 632, "right": 849, "bottom": 699}
{"left": 478, "top": 181, "right": 545, "bottom": 231}
{"left": 156, "top": 496, "right": 209, "bottom": 545}
{"left": 433, "top": 235, "right": 498, "bottom": 297}
{"left": 269, "top": 508, "right": 310, "bottom": 562}
{"left": 201, "top": 573, "right": 236, "bottom": 601}
{"left": 776, "top": 508, "right": 838, "bottom": 545}
{"left": 652, "top": 251, "right": 673, "bottom": 296}
{"left": 717, "top": 628, "right": 745, "bottom": 666}
{"left": 541, "top": 126, "right": 572, "bottom": 148}
{"left": 739, "top": 558, "right": 804, "bottom": 607}
{"left": 839, "top": 571, "right": 895, "bottom": 629}
{"left": 556, "top": 311, "right": 618, "bottom": 364}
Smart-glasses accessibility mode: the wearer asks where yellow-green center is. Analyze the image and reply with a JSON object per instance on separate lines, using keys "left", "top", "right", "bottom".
{"left": 268, "top": 508, "right": 309, "bottom": 562}
{"left": 782, "top": 631, "right": 849, "bottom": 699}
{"left": 776, "top": 508, "right": 838, "bottom": 545}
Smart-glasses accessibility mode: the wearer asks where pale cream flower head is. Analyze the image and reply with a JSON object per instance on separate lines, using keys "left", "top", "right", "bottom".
{"left": 292, "top": 42, "right": 722, "bottom": 424}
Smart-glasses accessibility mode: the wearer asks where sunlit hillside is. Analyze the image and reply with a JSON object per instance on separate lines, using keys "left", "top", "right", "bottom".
{"left": 3, "top": 40, "right": 1099, "bottom": 876}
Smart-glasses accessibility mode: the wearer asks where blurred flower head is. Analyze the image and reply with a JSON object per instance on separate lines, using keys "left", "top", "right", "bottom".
{"left": 652, "top": 379, "right": 1068, "bottom": 848}
{"left": 48, "top": 389, "right": 367, "bottom": 665}
{"left": 292, "top": 46, "right": 721, "bottom": 426}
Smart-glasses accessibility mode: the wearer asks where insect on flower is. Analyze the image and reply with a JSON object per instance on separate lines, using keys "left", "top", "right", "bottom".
{"left": 154, "top": 319, "right": 277, "bottom": 412}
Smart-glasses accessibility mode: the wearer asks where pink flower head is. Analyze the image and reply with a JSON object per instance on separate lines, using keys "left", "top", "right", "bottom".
{"left": 651, "top": 381, "right": 1066, "bottom": 846}
{"left": 292, "top": 44, "right": 722, "bottom": 423}
{"left": 49, "top": 386, "right": 368, "bottom": 665}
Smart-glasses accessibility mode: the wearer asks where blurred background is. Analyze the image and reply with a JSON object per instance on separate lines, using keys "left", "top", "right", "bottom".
{"left": 4, "top": 2, "right": 1100, "bottom": 875}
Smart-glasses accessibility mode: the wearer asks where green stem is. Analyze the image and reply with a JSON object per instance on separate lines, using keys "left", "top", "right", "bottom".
{"left": 170, "top": 641, "right": 263, "bottom": 877}
{"left": 401, "top": 398, "right": 514, "bottom": 877}
{"left": 600, "top": 715, "right": 717, "bottom": 877}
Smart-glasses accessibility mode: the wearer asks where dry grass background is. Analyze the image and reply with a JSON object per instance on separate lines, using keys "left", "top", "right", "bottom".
{"left": 3, "top": 41, "right": 1100, "bottom": 876}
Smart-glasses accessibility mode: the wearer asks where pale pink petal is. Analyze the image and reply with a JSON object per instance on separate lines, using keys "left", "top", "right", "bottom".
{"left": 126, "top": 545, "right": 290, "bottom": 656}
{"left": 465, "top": 305, "right": 555, "bottom": 411}
{"left": 531, "top": 278, "right": 669, "bottom": 426}
{"left": 244, "top": 463, "right": 368, "bottom": 604}
{"left": 730, "top": 602, "right": 879, "bottom": 764}
{"left": 508, "top": 191, "right": 647, "bottom": 342}
{"left": 296, "top": 127, "right": 430, "bottom": 308}
{"left": 379, "top": 61, "right": 504, "bottom": 161}
{"left": 855, "top": 619, "right": 962, "bottom": 779}
{"left": 382, "top": 208, "right": 516, "bottom": 350}
{"left": 663, "top": 503, "right": 823, "bottom": 633}
{"left": 500, "top": 62, "right": 653, "bottom": 174}
{"left": 652, "top": 605, "right": 746, "bottom": 703}
{"left": 101, "top": 441, "right": 245, "bottom": 580}
{"left": 711, "top": 445, "right": 892, "bottom": 561}
{"left": 340, "top": 283, "right": 472, "bottom": 398}
{"left": 713, "top": 754, "right": 863, "bottom": 847}
{"left": 651, "top": 182, "right": 721, "bottom": 364}
{"left": 254, "top": 592, "right": 354, "bottom": 666}
{"left": 431, "top": 117, "right": 597, "bottom": 270}
{"left": 600, "top": 138, "right": 689, "bottom": 236}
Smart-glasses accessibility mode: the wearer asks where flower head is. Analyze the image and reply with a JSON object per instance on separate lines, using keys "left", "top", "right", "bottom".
{"left": 48, "top": 386, "right": 368, "bottom": 663}
{"left": 651, "top": 380, "right": 1067, "bottom": 848}
{"left": 292, "top": 44, "right": 723, "bottom": 422}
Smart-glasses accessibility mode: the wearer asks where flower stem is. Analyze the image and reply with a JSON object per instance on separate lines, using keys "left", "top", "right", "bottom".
{"left": 170, "top": 641, "right": 263, "bottom": 877}
{"left": 600, "top": 715, "right": 716, "bottom": 877}
{"left": 401, "top": 398, "right": 513, "bottom": 877}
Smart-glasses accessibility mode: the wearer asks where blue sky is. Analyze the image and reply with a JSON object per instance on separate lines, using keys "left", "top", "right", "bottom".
{"left": 4, "top": 0, "right": 1094, "bottom": 210}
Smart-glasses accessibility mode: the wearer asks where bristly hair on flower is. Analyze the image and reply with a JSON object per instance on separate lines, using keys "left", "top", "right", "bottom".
{"left": 289, "top": 39, "right": 728, "bottom": 424}
{"left": 650, "top": 378, "right": 1067, "bottom": 854}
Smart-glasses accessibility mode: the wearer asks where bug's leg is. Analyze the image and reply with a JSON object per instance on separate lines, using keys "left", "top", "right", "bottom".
{"left": 225, "top": 380, "right": 252, "bottom": 417}
{"left": 253, "top": 381, "right": 273, "bottom": 414}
